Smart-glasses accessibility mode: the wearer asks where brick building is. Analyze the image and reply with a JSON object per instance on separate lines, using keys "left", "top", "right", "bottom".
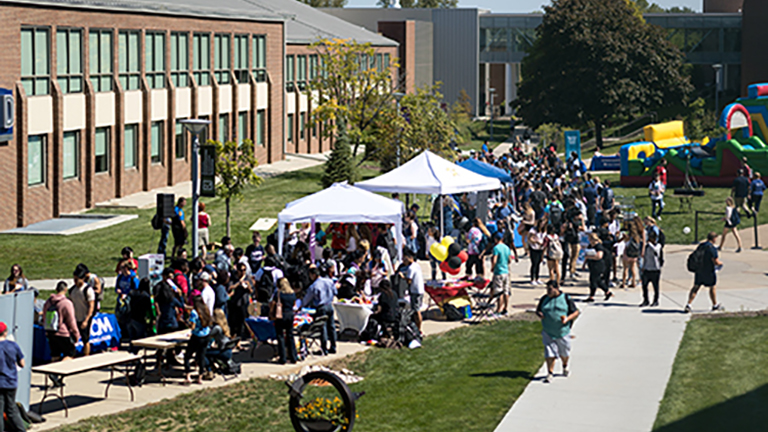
{"left": 0, "top": 0, "right": 398, "bottom": 230}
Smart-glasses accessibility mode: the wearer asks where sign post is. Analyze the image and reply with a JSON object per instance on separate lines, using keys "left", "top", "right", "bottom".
{"left": 201, "top": 145, "right": 216, "bottom": 198}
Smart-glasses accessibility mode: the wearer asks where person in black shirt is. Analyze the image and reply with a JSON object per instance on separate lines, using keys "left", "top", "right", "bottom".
{"left": 685, "top": 232, "right": 724, "bottom": 312}
{"left": 585, "top": 233, "right": 613, "bottom": 303}
{"left": 732, "top": 169, "right": 752, "bottom": 218}
{"left": 245, "top": 232, "right": 266, "bottom": 273}
{"left": 127, "top": 278, "right": 153, "bottom": 352}
{"left": 273, "top": 278, "right": 298, "bottom": 364}
{"left": 372, "top": 279, "right": 399, "bottom": 326}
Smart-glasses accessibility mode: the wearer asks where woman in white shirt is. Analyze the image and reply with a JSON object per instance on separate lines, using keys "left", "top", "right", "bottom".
{"left": 528, "top": 219, "right": 547, "bottom": 285}
{"left": 640, "top": 230, "right": 662, "bottom": 307}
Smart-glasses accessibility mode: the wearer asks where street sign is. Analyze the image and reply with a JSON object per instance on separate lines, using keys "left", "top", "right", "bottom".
{"left": 201, "top": 145, "right": 216, "bottom": 197}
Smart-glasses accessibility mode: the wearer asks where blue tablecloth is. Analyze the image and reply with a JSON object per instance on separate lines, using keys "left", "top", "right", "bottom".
{"left": 245, "top": 316, "right": 277, "bottom": 342}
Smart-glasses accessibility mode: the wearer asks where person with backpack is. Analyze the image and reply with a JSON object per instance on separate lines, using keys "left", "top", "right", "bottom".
{"left": 597, "top": 179, "right": 615, "bottom": 226}
{"left": 685, "top": 232, "right": 724, "bottom": 313}
{"left": 584, "top": 233, "right": 614, "bottom": 303}
{"left": 561, "top": 200, "right": 584, "bottom": 281}
{"left": 171, "top": 197, "right": 188, "bottom": 259}
{"left": 639, "top": 231, "right": 662, "bottom": 307}
{"left": 719, "top": 197, "right": 743, "bottom": 253}
{"left": 70, "top": 270, "right": 96, "bottom": 356}
{"left": 535, "top": 280, "right": 579, "bottom": 383}
{"left": 527, "top": 219, "right": 547, "bottom": 286}
{"left": 466, "top": 218, "right": 490, "bottom": 278}
{"left": 42, "top": 281, "right": 80, "bottom": 361}
{"left": 621, "top": 219, "right": 643, "bottom": 289}
{"left": 544, "top": 225, "right": 564, "bottom": 285}
{"left": 0, "top": 321, "right": 26, "bottom": 432}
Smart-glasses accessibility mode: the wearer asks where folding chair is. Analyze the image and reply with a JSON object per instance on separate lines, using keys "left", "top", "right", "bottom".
{"left": 245, "top": 317, "right": 277, "bottom": 358}
{"left": 207, "top": 337, "right": 241, "bottom": 381}
{"left": 471, "top": 288, "right": 502, "bottom": 322}
{"left": 298, "top": 315, "right": 328, "bottom": 357}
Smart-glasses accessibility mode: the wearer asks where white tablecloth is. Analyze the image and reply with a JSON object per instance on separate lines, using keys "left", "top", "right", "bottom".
{"left": 333, "top": 302, "right": 373, "bottom": 334}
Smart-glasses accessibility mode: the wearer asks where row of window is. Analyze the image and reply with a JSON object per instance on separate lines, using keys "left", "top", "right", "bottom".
{"left": 27, "top": 110, "right": 267, "bottom": 186}
{"left": 286, "top": 112, "right": 324, "bottom": 143}
{"left": 284, "top": 53, "right": 390, "bottom": 92}
{"left": 21, "top": 27, "right": 268, "bottom": 96}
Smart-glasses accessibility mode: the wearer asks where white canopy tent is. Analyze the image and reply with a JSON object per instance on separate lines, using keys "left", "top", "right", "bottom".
{"left": 277, "top": 182, "right": 405, "bottom": 261}
{"left": 355, "top": 150, "right": 502, "bottom": 195}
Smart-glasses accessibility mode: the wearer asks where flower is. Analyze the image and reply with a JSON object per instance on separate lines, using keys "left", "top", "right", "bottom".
{"left": 294, "top": 397, "right": 350, "bottom": 426}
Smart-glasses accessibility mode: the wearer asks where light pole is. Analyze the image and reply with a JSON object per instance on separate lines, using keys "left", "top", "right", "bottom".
{"left": 393, "top": 92, "right": 405, "bottom": 167}
{"left": 713, "top": 64, "right": 722, "bottom": 117}
{"left": 179, "top": 118, "right": 210, "bottom": 258}
{"left": 489, "top": 87, "right": 496, "bottom": 143}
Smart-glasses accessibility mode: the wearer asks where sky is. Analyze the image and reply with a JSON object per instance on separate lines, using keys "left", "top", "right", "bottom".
{"left": 343, "top": 0, "right": 702, "bottom": 13}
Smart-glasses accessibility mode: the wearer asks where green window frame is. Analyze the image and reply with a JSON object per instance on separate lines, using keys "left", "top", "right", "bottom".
{"left": 193, "top": 33, "right": 211, "bottom": 86}
{"left": 124, "top": 124, "right": 137, "bottom": 168}
{"left": 234, "top": 35, "right": 249, "bottom": 84}
{"left": 214, "top": 34, "right": 231, "bottom": 84}
{"left": 297, "top": 55, "right": 307, "bottom": 91}
{"left": 300, "top": 113, "right": 305, "bottom": 140}
{"left": 309, "top": 55, "right": 318, "bottom": 81}
{"left": 175, "top": 122, "right": 187, "bottom": 160}
{"left": 376, "top": 54, "right": 383, "bottom": 72}
{"left": 89, "top": 29, "right": 113, "bottom": 92}
{"left": 21, "top": 27, "right": 50, "bottom": 96}
{"left": 238, "top": 112, "right": 247, "bottom": 143}
{"left": 145, "top": 31, "right": 165, "bottom": 89}
{"left": 118, "top": 30, "right": 141, "bottom": 91}
{"left": 95, "top": 127, "right": 110, "bottom": 174}
{"left": 219, "top": 113, "right": 229, "bottom": 143}
{"left": 285, "top": 55, "right": 295, "bottom": 92}
{"left": 252, "top": 35, "right": 266, "bottom": 82}
{"left": 57, "top": 28, "right": 83, "bottom": 94}
{"left": 63, "top": 131, "right": 79, "bottom": 180}
{"left": 170, "top": 32, "right": 189, "bottom": 88}
{"left": 28, "top": 135, "right": 46, "bottom": 186}
{"left": 287, "top": 113, "right": 294, "bottom": 143}
{"left": 151, "top": 121, "right": 163, "bottom": 164}
{"left": 256, "top": 109, "right": 266, "bottom": 147}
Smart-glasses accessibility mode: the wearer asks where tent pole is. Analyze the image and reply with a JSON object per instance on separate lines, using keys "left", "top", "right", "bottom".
{"left": 440, "top": 195, "right": 444, "bottom": 238}
{"left": 309, "top": 218, "right": 316, "bottom": 263}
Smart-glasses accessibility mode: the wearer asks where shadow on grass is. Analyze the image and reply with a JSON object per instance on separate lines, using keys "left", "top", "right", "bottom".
{"left": 655, "top": 383, "right": 768, "bottom": 432}
{"left": 470, "top": 370, "right": 533, "bottom": 380}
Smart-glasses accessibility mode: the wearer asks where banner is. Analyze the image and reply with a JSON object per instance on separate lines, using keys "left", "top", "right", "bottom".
{"left": 76, "top": 313, "right": 121, "bottom": 354}
{"left": 564, "top": 130, "right": 581, "bottom": 161}
{"left": 201, "top": 144, "right": 216, "bottom": 197}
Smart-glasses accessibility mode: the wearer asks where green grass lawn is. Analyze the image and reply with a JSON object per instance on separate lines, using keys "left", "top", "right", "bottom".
{"left": 458, "top": 119, "right": 512, "bottom": 152}
{"left": 653, "top": 315, "right": 768, "bottom": 432}
{"left": 56, "top": 319, "right": 543, "bottom": 432}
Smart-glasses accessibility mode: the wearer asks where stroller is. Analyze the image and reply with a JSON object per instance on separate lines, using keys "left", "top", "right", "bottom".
{"left": 362, "top": 299, "right": 421, "bottom": 348}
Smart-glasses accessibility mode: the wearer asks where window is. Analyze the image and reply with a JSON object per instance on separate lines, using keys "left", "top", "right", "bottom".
{"left": 193, "top": 33, "right": 211, "bottom": 86}
{"left": 21, "top": 27, "right": 50, "bottom": 96}
{"left": 28, "top": 135, "right": 46, "bottom": 186}
{"left": 118, "top": 31, "right": 141, "bottom": 90}
{"left": 89, "top": 29, "right": 112, "bottom": 92}
{"left": 287, "top": 113, "right": 294, "bottom": 142}
{"left": 199, "top": 116, "right": 210, "bottom": 143}
{"left": 256, "top": 110, "right": 266, "bottom": 146}
{"left": 309, "top": 55, "right": 318, "bottom": 81}
{"left": 300, "top": 113, "right": 305, "bottom": 140}
{"left": 285, "top": 55, "right": 295, "bottom": 92}
{"left": 297, "top": 55, "right": 307, "bottom": 91}
{"left": 238, "top": 112, "right": 247, "bottom": 143}
{"left": 170, "top": 32, "right": 189, "bottom": 87}
{"left": 95, "top": 127, "right": 110, "bottom": 174}
{"left": 214, "top": 34, "right": 230, "bottom": 84}
{"left": 252, "top": 35, "right": 266, "bottom": 82}
{"left": 376, "top": 54, "right": 383, "bottom": 72}
{"left": 234, "top": 35, "right": 249, "bottom": 83}
{"left": 175, "top": 122, "right": 187, "bottom": 160}
{"left": 312, "top": 114, "right": 317, "bottom": 138}
{"left": 219, "top": 114, "right": 229, "bottom": 142}
{"left": 145, "top": 32, "right": 165, "bottom": 89}
{"left": 63, "top": 131, "right": 79, "bottom": 179}
{"left": 360, "top": 54, "right": 368, "bottom": 71}
{"left": 124, "top": 124, "right": 137, "bottom": 168}
{"left": 56, "top": 28, "right": 83, "bottom": 93}
{"left": 384, "top": 54, "right": 390, "bottom": 71}
{"left": 151, "top": 121, "right": 163, "bottom": 164}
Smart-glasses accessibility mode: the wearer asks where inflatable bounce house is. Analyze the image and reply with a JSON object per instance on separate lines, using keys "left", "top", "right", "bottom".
{"left": 620, "top": 83, "right": 768, "bottom": 187}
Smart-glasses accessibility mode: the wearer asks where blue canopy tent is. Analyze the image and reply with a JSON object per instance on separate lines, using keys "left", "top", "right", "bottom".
{"left": 458, "top": 158, "right": 514, "bottom": 183}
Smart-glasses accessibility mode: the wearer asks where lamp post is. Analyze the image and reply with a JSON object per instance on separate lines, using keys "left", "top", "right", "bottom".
{"left": 489, "top": 87, "right": 496, "bottom": 143}
{"left": 179, "top": 118, "right": 210, "bottom": 258}
{"left": 713, "top": 64, "right": 722, "bottom": 117}
{"left": 393, "top": 92, "right": 405, "bottom": 167}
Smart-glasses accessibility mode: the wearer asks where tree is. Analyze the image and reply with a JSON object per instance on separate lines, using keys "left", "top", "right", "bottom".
{"left": 212, "top": 139, "right": 262, "bottom": 237}
{"left": 390, "top": 0, "right": 458, "bottom": 7}
{"left": 516, "top": 0, "right": 692, "bottom": 150}
{"left": 683, "top": 98, "right": 726, "bottom": 143}
{"left": 299, "top": 0, "right": 347, "bottom": 7}
{"left": 309, "top": 38, "right": 398, "bottom": 164}
{"left": 321, "top": 120, "right": 356, "bottom": 187}
{"left": 633, "top": 0, "right": 694, "bottom": 13}
{"left": 535, "top": 123, "right": 566, "bottom": 151}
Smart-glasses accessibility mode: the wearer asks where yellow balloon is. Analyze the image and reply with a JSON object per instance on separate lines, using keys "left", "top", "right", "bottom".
{"left": 441, "top": 236, "right": 455, "bottom": 247}
{"left": 430, "top": 243, "right": 449, "bottom": 262}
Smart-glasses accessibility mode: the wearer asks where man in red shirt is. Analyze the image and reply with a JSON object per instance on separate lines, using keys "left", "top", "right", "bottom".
{"left": 655, "top": 159, "right": 668, "bottom": 186}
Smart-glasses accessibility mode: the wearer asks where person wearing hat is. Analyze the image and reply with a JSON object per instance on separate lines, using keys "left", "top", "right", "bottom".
{"left": 491, "top": 230, "right": 512, "bottom": 315}
{"left": 0, "top": 321, "right": 26, "bottom": 431}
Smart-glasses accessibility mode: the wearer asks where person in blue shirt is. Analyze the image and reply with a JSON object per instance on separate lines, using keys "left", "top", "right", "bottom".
{"left": 0, "top": 321, "right": 26, "bottom": 432}
{"left": 481, "top": 141, "right": 489, "bottom": 154}
{"left": 171, "top": 197, "right": 187, "bottom": 258}
{"left": 184, "top": 296, "right": 212, "bottom": 385}
{"left": 749, "top": 172, "right": 766, "bottom": 214}
{"left": 115, "top": 261, "right": 140, "bottom": 296}
{"left": 535, "top": 281, "right": 579, "bottom": 383}
{"left": 491, "top": 232, "right": 512, "bottom": 315}
{"left": 303, "top": 267, "right": 338, "bottom": 355}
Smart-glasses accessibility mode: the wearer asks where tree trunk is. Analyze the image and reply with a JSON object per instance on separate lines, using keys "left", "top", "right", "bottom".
{"left": 595, "top": 120, "right": 603, "bottom": 151}
{"left": 226, "top": 197, "right": 231, "bottom": 237}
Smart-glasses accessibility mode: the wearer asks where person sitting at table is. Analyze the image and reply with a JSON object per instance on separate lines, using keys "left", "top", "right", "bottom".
{"left": 204, "top": 309, "right": 232, "bottom": 380}
{"left": 272, "top": 278, "right": 298, "bottom": 364}
{"left": 184, "top": 296, "right": 212, "bottom": 385}
{"left": 371, "top": 279, "right": 398, "bottom": 329}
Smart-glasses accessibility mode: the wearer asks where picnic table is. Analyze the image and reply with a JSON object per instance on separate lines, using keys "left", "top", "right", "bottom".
{"left": 131, "top": 330, "right": 191, "bottom": 385}
{"left": 33, "top": 351, "right": 142, "bottom": 417}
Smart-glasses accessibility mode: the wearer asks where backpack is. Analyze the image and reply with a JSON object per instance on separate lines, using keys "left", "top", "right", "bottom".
{"left": 602, "top": 188, "right": 615, "bottom": 210}
{"left": 730, "top": 208, "right": 741, "bottom": 226}
{"left": 44, "top": 309, "right": 60, "bottom": 332}
{"left": 151, "top": 213, "right": 163, "bottom": 230}
{"left": 686, "top": 244, "right": 707, "bottom": 273}
{"left": 549, "top": 206, "right": 563, "bottom": 230}
{"left": 626, "top": 239, "right": 641, "bottom": 258}
{"left": 478, "top": 233, "right": 489, "bottom": 254}
{"left": 443, "top": 302, "right": 464, "bottom": 321}
{"left": 546, "top": 237, "right": 563, "bottom": 260}
{"left": 256, "top": 268, "right": 276, "bottom": 303}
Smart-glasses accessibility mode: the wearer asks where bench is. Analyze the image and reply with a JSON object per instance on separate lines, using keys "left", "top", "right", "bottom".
{"left": 32, "top": 351, "right": 142, "bottom": 417}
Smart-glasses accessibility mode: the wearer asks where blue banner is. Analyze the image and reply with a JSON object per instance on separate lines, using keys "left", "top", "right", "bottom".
{"left": 76, "top": 313, "right": 122, "bottom": 354}
{"left": 564, "top": 130, "right": 581, "bottom": 161}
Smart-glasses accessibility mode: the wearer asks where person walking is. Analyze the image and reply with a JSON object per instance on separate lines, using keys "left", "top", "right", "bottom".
{"left": 685, "top": 232, "right": 724, "bottom": 312}
{"left": 0, "top": 321, "right": 26, "bottom": 432}
{"left": 527, "top": 219, "right": 547, "bottom": 285}
{"left": 42, "top": 281, "right": 80, "bottom": 361}
{"left": 585, "top": 233, "right": 613, "bottom": 303}
{"left": 731, "top": 169, "right": 752, "bottom": 218}
{"left": 197, "top": 202, "right": 211, "bottom": 258}
{"left": 749, "top": 172, "right": 765, "bottom": 215}
{"left": 466, "top": 218, "right": 490, "bottom": 278}
{"left": 544, "top": 225, "right": 563, "bottom": 285}
{"left": 719, "top": 197, "right": 742, "bottom": 253}
{"left": 649, "top": 172, "right": 665, "bottom": 220}
{"left": 490, "top": 232, "right": 512, "bottom": 315}
{"left": 535, "top": 281, "right": 579, "bottom": 383}
{"left": 639, "top": 231, "right": 662, "bottom": 307}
